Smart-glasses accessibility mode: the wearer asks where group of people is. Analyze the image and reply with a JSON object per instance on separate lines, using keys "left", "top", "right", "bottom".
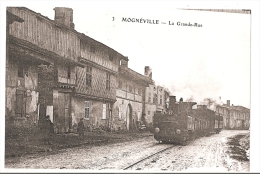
{"left": 43, "top": 116, "right": 85, "bottom": 145}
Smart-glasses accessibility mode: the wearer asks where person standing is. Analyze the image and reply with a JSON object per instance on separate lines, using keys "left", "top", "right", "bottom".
{"left": 43, "top": 115, "right": 52, "bottom": 145}
{"left": 77, "top": 118, "right": 85, "bottom": 137}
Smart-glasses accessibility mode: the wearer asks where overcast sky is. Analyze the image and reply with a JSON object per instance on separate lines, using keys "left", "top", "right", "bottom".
{"left": 20, "top": 3, "right": 251, "bottom": 108}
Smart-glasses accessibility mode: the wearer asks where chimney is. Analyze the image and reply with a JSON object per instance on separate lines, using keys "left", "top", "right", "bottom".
{"left": 169, "top": 96, "right": 176, "bottom": 104}
{"left": 120, "top": 57, "right": 128, "bottom": 67}
{"left": 144, "top": 66, "right": 152, "bottom": 79}
{"left": 227, "top": 100, "right": 230, "bottom": 106}
{"left": 54, "top": 7, "right": 74, "bottom": 29}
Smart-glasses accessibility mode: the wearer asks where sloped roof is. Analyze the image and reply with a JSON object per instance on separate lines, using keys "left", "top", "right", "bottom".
{"left": 8, "top": 7, "right": 128, "bottom": 61}
{"left": 119, "top": 66, "right": 154, "bottom": 85}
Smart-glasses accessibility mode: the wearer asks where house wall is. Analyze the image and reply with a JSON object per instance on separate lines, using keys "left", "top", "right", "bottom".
{"left": 144, "top": 84, "right": 158, "bottom": 128}
{"left": 76, "top": 65, "right": 116, "bottom": 100}
{"left": 71, "top": 96, "right": 110, "bottom": 132}
{"left": 156, "top": 86, "right": 165, "bottom": 112}
{"left": 113, "top": 97, "right": 142, "bottom": 131}
{"left": 216, "top": 106, "right": 230, "bottom": 129}
{"left": 145, "top": 103, "right": 157, "bottom": 128}
{"left": 6, "top": 59, "right": 39, "bottom": 132}
{"left": 113, "top": 75, "right": 144, "bottom": 131}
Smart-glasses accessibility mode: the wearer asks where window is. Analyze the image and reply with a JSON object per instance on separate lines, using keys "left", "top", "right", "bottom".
{"left": 106, "top": 73, "right": 111, "bottom": 90}
{"left": 18, "top": 66, "right": 28, "bottom": 78}
{"left": 160, "top": 95, "right": 162, "bottom": 105}
{"left": 85, "top": 101, "right": 90, "bottom": 119}
{"left": 15, "top": 90, "right": 25, "bottom": 117}
{"left": 18, "top": 66, "right": 23, "bottom": 78}
{"left": 153, "top": 94, "right": 157, "bottom": 104}
{"left": 67, "top": 66, "right": 71, "bottom": 79}
{"left": 119, "top": 104, "right": 122, "bottom": 119}
{"left": 102, "top": 103, "right": 107, "bottom": 119}
{"left": 148, "top": 111, "right": 150, "bottom": 116}
{"left": 86, "top": 66, "right": 92, "bottom": 87}
{"left": 138, "top": 88, "right": 141, "bottom": 95}
{"left": 118, "top": 80, "right": 122, "bottom": 89}
{"left": 129, "top": 85, "right": 132, "bottom": 93}
{"left": 148, "top": 93, "right": 151, "bottom": 103}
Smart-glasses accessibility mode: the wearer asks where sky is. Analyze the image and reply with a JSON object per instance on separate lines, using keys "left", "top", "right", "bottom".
{"left": 1, "top": 1, "right": 260, "bottom": 172}
{"left": 17, "top": 3, "right": 252, "bottom": 108}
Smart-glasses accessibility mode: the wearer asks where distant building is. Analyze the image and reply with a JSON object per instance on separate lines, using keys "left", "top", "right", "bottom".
{"left": 143, "top": 67, "right": 169, "bottom": 129}
{"left": 216, "top": 100, "right": 250, "bottom": 130}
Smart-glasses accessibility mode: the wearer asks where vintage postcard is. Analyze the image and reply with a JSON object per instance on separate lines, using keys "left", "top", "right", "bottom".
{"left": 1, "top": 0, "right": 259, "bottom": 173}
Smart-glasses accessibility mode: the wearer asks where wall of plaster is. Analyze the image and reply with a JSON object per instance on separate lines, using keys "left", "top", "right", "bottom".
{"left": 6, "top": 60, "right": 39, "bottom": 130}
{"left": 71, "top": 96, "right": 110, "bottom": 132}
{"left": 113, "top": 97, "right": 142, "bottom": 131}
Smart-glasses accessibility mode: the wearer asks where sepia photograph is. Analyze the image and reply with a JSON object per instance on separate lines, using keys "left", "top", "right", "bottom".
{"left": 1, "top": 0, "right": 259, "bottom": 173}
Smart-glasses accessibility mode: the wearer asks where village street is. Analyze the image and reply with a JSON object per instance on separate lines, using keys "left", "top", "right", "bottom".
{"left": 5, "top": 130, "right": 249, "bottom": 172}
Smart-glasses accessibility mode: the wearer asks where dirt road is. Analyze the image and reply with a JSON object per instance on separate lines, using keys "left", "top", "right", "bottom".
{"left": 5, "top": 130, "right": 249, "bottom": 172}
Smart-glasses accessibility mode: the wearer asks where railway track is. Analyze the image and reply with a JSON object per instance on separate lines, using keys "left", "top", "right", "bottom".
{"left": 122, "top": 145, "right": 176, "bottom": 170}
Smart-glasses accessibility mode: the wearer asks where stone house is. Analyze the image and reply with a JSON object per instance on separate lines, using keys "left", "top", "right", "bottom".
{"left": 143, "top": 67, "right": 169, "bottom": 129}
{"left": 113, "top": 60, "right": 154, "bottom": 131}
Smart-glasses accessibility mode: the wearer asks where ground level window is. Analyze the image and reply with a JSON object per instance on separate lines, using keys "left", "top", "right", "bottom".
{"left": 119, "top": 104, "right": 122, "bottom": 119}
{"left": 15, "top": 90, "right": 25, "bottom": 117}
{"left": 102, "top": 103, "right": 107, "bottom": 119}
{"left": 85, "top": 101, "right": 90, "bottom": 119}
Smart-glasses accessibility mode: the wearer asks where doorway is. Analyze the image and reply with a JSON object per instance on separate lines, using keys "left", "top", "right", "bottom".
{"left": 126, "top": 104, "right": 132, "bottom": 130}
{"left": 57, "top": 92, "right": 70, "bottom": 133}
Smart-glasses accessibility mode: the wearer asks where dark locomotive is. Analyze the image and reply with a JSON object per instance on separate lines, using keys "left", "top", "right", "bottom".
{"left": 153, "top": 96, "right": 223, "bottom": 144}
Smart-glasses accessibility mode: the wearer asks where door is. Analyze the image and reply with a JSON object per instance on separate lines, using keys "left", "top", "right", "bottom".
{"left": 126, "top": 104, "right": 132, "bottom": 130}
{"left": 57, "top": 92, "right": 70, "bottom": 133}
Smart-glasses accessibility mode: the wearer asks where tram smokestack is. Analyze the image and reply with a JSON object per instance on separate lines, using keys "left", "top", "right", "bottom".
{"left": 169, "top": 96, "right": 176, "bottom": 104}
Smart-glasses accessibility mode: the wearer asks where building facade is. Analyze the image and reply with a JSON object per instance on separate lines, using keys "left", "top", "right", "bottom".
{"left": 143, "top": 67, "right": 170, "bottom": 129}
{"left": 72, "top": 32, "right": 124, "bottom": 132}
{"left": 216, "top": 100, "right": 250, "bottom": 130}
{"left": 113, "top": 60, "right": 153, "bottom": 131}
{"left": 6, "top": 7, "right": 125, "bottom": 134}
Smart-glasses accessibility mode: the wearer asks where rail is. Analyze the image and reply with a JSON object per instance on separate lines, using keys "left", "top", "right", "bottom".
{"left": 122, "top": 145, "right": 175, "bottom": 170}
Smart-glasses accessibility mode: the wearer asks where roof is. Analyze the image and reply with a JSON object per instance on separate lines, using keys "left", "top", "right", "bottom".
{"left": 217, "top": 103, "right": 250, "bottom": 112}
{"left": 7, "top": 7, "right": 127, "bottom": 61}
{"left": 119, "top": 66, "right": 154, "bottom": 85}
{"left": 7, "top": 10, "right": 24, "bottom": 24}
